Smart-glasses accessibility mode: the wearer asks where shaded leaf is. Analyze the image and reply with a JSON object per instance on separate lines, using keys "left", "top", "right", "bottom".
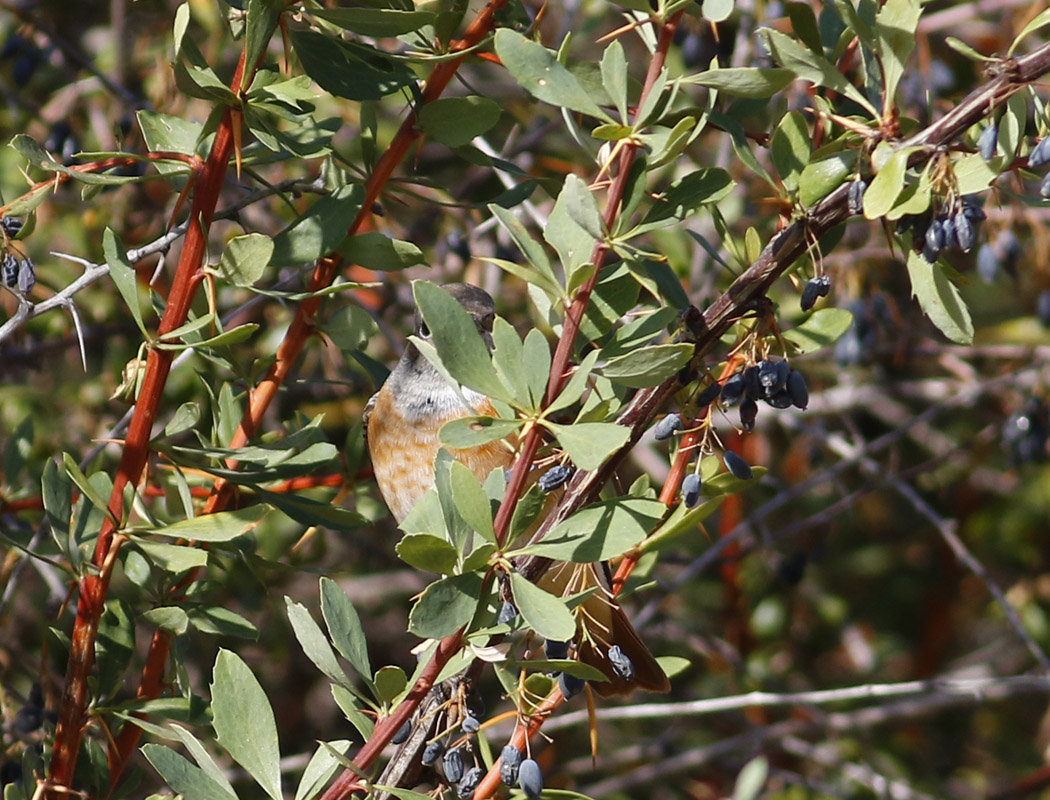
{"left": 508, "top": 571, "right": 576, "bottom": 641}
{"left": 905, "top": 250, "right": 974, "bottom": 344}
{"left": 543, "top": 421, "right": 631, "bottom": 471}
{"left": 320, "top": 577, "right": 372, "bottom": 681}
{"left": 513, "top": 498, "right": 665, "bottom": 562}
{"left": 408, "top": 573, "right": 483, "bottom": 638}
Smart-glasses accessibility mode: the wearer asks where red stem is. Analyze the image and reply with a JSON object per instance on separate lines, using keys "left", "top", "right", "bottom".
{"left": 47, "top": 43, "right": 257, "bottom": 798}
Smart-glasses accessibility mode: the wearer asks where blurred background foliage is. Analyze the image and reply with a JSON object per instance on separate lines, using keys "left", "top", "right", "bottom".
{"left": 1, "top": 0, "right": 1050, "bottom": 798}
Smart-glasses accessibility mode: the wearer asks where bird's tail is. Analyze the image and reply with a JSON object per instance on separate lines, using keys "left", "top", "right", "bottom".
{"left": 537, "top": 561, "right": 670, "bottom": 697}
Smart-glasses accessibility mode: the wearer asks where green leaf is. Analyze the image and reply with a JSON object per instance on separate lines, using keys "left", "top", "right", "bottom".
{"left": 62, "top": 453, "right": 114, "bottom": 523}
{"left": 254, "top": 488, "right": 366, "bottom": 532}
{"left": 187, "top": 605, "right": 258, "bottom": 639}
{"left": 10, "top": 134, "right": 53, "bottom": 168}
{"left": 137, "top": 110, "right": 202, "bottom": 171}
{"left": 770, "top": 111, "right": 810, "bottom": 194}
{"left": 439, "top": 416, "right": 523, "bottom": 449}
{"left": 513, "top": 498, "right": 665, "bottom": 562}
{"left": 508, "top": 571, "right": 576, "bottom": 641}
{"left": 685, "top": 67, "right": 795, "bottom": 98}
{"left": 874, "top": 0, "right": 920, "bottom": 103}
{"left": 270, "top": 185, "right": 362, "bottom": 267}
{"left": 296, "top": 740, "right": 352, "bottom": 800}
{"left": 1010, "top": 7, "right": 1050, "bottom": 55}
{"left": 396, "top": 533, "right": 459, "bottom": 574}
{"left": 142, "top": 606, "right": 191, "bottom": 635}
{"left": 953, "top": 152, "right": 998, "bottom": 196}
{"left": 243, "top": 0, "right": 282, "bottom": 92}
{"left": 135, "top": 541, "right": 208, "bottom": 573}
{"left": 759, "top": 28, "right": 878, "bottom": 116}
{"left": 331, "top": 685, "right": 374, "bottom": 740}
{"left": 310, "top": 7, "right": 436, "bottom": 36}
{"left": 638, "top": 168, "right": 734, "bottom": 231}
{"left": 600, "top": 343, "right": 693, "bottom": 388}
{"left": 103, "top": 227, "right": 149, "bottom": 338}
{"left": 143, "top": 745, "right": 236, "bottom": 800}
{"left": 408, "top": 573, "right": 484, "bottom": 639}
{"left": 783, "top": 308, "right": 855, "bottom": 353}
{"left": 862, "top": 146, "right": 917, "bottom": 219}
{"left": 799, "top": 149, "right": 857, "bottom": 207}
{"left": 211, "top": 650, "right": 282, "bottom": 800}
{"left": 543, "top": 421, "right": 631, "bottom": 471}
{"left": 163, "top": 403, "right": 201, "bottom": 438}
{"left": 286, "top": 597, "right": 349, "bottom": 687}
{"left": 599, "top": 39, "right": 630, "bottom": 121}
{"left": 326, "top": 304, "right": 378, "bottom": 351}
{"left": 418, "top": 97, "right": 501, "bottom": 148}
{"left": 290, "top": 30, "right": 416, "bottom": 101}
{"left": 546, "top": 349, "right": 600, "bottom": 415}
{"left": 785, "top": 2, "right": 824, "bottom": 55}
{"left": 521, "top": 328, "right": 552, "bottom": 409}
{"left": 41, "top": 458, "right": 72, "bottom": 542}
{"left": 561, "top": 173, "right": 604, "bottom": 240}
{"left": 905, "top": 250, "right": 974, "bottom": 344}
{"left": 490, "top": 317, "right": 531, "bottom": 407}
{"left": 493, "top": 29, "right": 610, "bottom": 120}
{"left": 412, "top": 281, "right": 510, "bottom": 403}
{"left": 218, "top": 233, "right": 272, "bottom": 287}
{"left": 487, "top": 205, "right": 561, "bottom": 298}
{"left": 339, "top": 232, "right": 424, "bottom": 270}
{"left": 373, "top": 665, "right": 407, "bottom": 705}
{"left": 320, "top": 577, "right": 372, "bottom": 681}
{"left": 144, "top": 506, "right": 267, "bottom": 542}
{"left": 450, "top": 461, "right": 496, "bottom": 543}
{"left": 544, "top": 180, "right": 598, "bottom": 281}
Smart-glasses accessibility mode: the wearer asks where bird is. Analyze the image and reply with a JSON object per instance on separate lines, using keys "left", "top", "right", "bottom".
{"left": 364, "top": 283, "right": 669, "bottom": 696}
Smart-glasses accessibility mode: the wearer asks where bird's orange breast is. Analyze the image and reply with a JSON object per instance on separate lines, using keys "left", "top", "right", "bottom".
{"left": 367, "top": 385, "right": 513, "bottom": 524}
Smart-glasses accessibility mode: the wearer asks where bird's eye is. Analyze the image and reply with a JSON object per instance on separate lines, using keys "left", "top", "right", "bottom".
{"left": 419, "top": 321, "right": 431, "bottom": 338}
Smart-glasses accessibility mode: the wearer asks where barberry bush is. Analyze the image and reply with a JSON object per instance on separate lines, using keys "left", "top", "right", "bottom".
{"left": 2, "top": 1, "right": 1050, "bottom": 799}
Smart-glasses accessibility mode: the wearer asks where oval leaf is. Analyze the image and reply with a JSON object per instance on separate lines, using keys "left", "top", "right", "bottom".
{"left": 211, "top": 650, "right": 282, "bottom": 800}
{"left": 508, "top": 571, "right": 576, "bottom": 641}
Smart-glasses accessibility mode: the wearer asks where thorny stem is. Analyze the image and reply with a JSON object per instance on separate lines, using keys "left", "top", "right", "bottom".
{"left": 103, "top": 1, "right": 514, "bottom": 797}
{"left": 46, "top": 41, "right": 263, "bottom": 798}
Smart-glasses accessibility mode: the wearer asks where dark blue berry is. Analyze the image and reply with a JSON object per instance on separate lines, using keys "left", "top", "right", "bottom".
{"left": 443, "top": 746, "right": 465, "bottom": 783}
{"left": 538, "top": 464, "right": 572, "bottom": 492}
{"left": 544, "top": 639, "right": 570, "bottom": 660}
{"left": 559, "top": 672, "right": 586, "bottom": 698}
{"left": 978, "top": 123, "right": 998, "bottom": 161}
{"left": 786, "top": 370, "right": 809, "bottom": 409}
{"left": 653, "top": 414, "right": 683, "bottom": 441}
{"left": 682, "top": 473, "right": 702, "bottom": 508}
{"left": 518, "top": 758, "right": 543, "bottom": 799}
{"left": 695, "top": 381, "right": 722, "bottom": 407}
{"left": 953, "top": 211, "right": 975, "bottom": 252}
{"left": 500, "top": 746, "right": 522, "bottom": 785}
{"left": 422, "top": 740, "right": 445, "bottom": 766}
{"left": 457, "top": 766, "right": 483, "bottom": 799}
{"left": 391, "top": 719, "right": 411, "bottom": 745}
{"left": 1029, "top": 136, "right": 1050, "bottom": 169}
{"left": 724, "top": 450, "right": 753, "bottom": 480}
{"left": 739, "top": 398, "right": 758, "bottom": 431}
{"left": 608, "top": 645, "right": 635, "bottom": 680}
{"left": 720, "top": 373, "right": 746, "bottom": 405}
{"left": 848, "top": 178, "right": 866, "bottom": 215}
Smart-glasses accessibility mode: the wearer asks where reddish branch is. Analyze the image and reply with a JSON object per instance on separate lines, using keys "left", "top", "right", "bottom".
{"left": 47, "top": 41, "right": 263, "bottom": 799}
{"left": 102, "top": 0, "right": 515, "bottom": 794}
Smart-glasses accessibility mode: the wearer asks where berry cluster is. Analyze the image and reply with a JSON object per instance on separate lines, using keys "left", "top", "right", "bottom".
{"left": 894, "top": 196, "right": 986, "bottom": 264}
{"left": 2, "top": 253, "right": 36, "bottom": 294}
